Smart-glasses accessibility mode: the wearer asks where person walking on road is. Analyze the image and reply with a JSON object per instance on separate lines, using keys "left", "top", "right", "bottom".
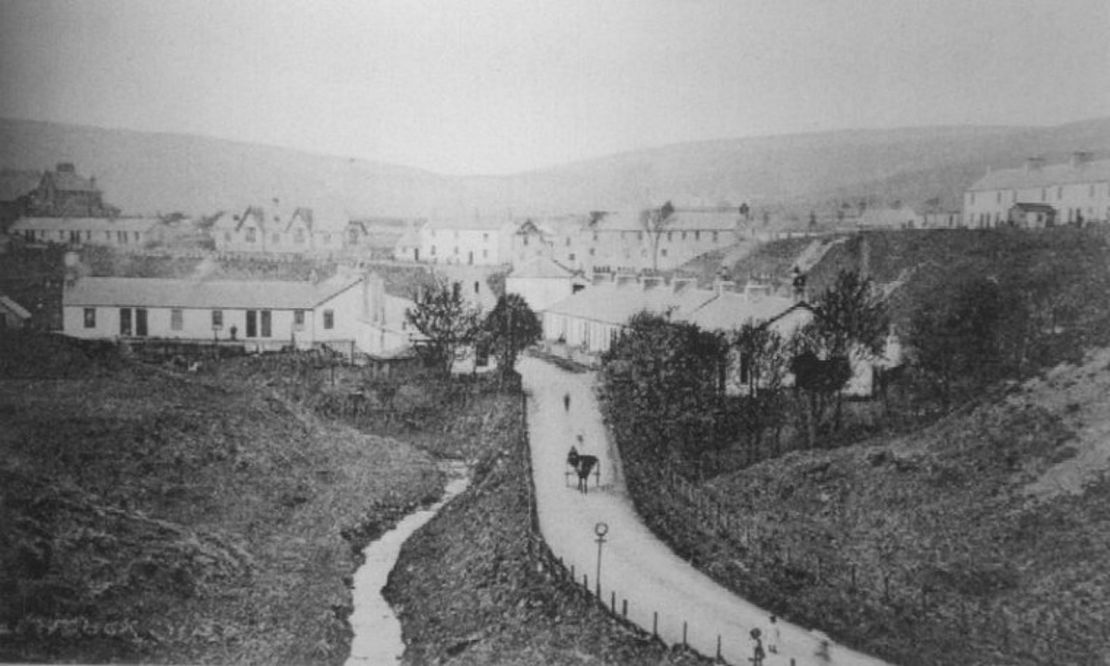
{"left": 749, "top": 627, "right": 765, "bottom": 665}
{"left": 767, "top": 615, "right": 780, "bottom": 654}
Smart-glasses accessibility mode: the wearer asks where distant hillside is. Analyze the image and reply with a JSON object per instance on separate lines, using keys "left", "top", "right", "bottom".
{"left": 2, "top": 116, "right": 1109, "bottom": 218}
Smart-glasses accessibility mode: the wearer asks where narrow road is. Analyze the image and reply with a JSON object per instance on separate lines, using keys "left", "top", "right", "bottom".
{"left": 520, "top": 356, "right": 892, "bottom": 666}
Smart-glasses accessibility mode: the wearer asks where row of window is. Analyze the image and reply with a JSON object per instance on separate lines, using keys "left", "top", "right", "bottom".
{"left": 24, "top": 229, "right": 142, "bottom": 244}
{"left": 82, "top": 307, "right": 335, "bottom": 336}
{"left": 429, "top": 230, "right": 493, "bottom": 241}
{"left": 974, "top": 183, "right": 1109, "bottom": 206}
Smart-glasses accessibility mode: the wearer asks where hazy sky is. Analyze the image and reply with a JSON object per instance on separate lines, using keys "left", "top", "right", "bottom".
{"left": 1, "top": 0, "right": 1108, "bottom": 175}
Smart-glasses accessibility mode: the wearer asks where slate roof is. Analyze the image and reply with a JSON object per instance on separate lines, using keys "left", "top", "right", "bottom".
{"left": 64, "top": 275, "right": 361, "bottom": 310}
{"left": 662, "top": 208, "right": 741, "bottom": 231}
{"left": 588, "top": 211, "right": 644, "bottom": 232}
{"left": 683, "top": 291, "right": 799, "bottom": 332}
{"left": 508, "top": 256, "right": 577, "bottom": 280}
{"left": 46, "top": 170, "right": 99, "bottom": 193}
{"left": 544, "top": 280, "right": 715, "bottom": 326}
{"left": 1011, "top": 202, "right": 1057, "bottom": 213}
{"left": 10, "top": 217, "right": 159, "bottom": 233}
{"left": 425, "top": 215, "right": 511, "bottom": 231}
{"left": 968, "top": 158, "right": 1110, "bottom": 191}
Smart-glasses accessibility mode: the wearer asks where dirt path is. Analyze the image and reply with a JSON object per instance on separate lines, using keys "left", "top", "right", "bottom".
{"left": 520, "top": 356, "right": 892, "bottom": 666}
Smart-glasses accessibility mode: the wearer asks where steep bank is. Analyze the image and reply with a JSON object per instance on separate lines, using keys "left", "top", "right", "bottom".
{"left": 0, "top": 332, "right": 441, "bottom": 664}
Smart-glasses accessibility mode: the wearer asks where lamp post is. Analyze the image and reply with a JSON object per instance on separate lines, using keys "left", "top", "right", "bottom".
{"left": 594, "top": 521, "right": 609, "bottom": 596}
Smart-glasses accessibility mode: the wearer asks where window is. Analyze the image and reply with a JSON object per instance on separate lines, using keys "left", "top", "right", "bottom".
{"left": 661, "top": 249, "right": 668, "bottom": 257}
{"left": 453, "top": 246, "right": 459, "bottom": 255}
{"left": 119, "top": 308, "right": 132, "bottom": 336}
{"left": 133, "top": 232, "right": 140, "bottom": 243}
{"left": 83, "top": 308, "right": 96, "bottom": 328}
{"left": 348, "top": 229, "right": 359, "bottom": 244}
{"left": 135, "top": 309, "right": 148, "bottom": 337}
{"left": 970, "top": 192, "right": 976, "bottom": 205}
{"left": 272, "top": 233, "right": 281, "bottom": 245}
{"left": 474, "top": 281, "right": 480, "bottom": 294}
{"left": 294, "top": 310, "right": 305, "bottom": 329}
{"left": 483, "top": 233, "right": 489, "bottom": 242}
{"left": 1091, "top": 184, "right": 1096, "bottom": 198}
{"left": 170, "top": 309, "right": 183, "bottom": 331}
{"left": 565, "top": 237, "right": 571, "bottom": 246}
{"left": 667, "top": 231, "right": 673, "bottom": 242}
{"left": 245, "top": 310, "right": 257, "bottom": 338}
{"left": 712, "top": 231, "right": 719, "bottom": 242}
{"left": 295, "top": 229, "right": 305, "bottom": 244}
{"left": 260, "top": 310, "right": 271, "bottom": 337}
{"left": 224, "top": 232, "right": 231, "bottom": 242}
{"left": 568, "top": 253, "right": 576, "bottom": 261}
{"left": 246, "top": 228, "right": 257, "bottom": 243}
{"left": 636, "top": 231, "right": 643, "bottom": 241}
{"left": 592, "top": 232, "right": 598, "bottom": 242}
{"left": 431, "top": 245, "right": 437, "bottom": 256}
{"left": 482, "top": 249, "right": 488, "bottom": 259}
{"left": 523, "top": 236, "right": 529, "bottom": 246}
{"left": 694, "top": 231, "right": 701, "bottom": 241}
{"left": 681, "top": 231, "right": 688, "bottom": 240}
{"left": 212, "top": 310, "right": 223, "bottom": 328}
{"left": 996, "top": 192, "right": 1002, "bottom": 204}
{"left": 1057, "top": 186, "right": 1064, "bottom": 200}
{"left": 1041, "top": 188, "right": 1047, "bottom": 202}
{"left": 323, "top": 309, "right": 334, "bottom": 330}
{"left": 589, "top": 248, "right": 595, "bottom": 256}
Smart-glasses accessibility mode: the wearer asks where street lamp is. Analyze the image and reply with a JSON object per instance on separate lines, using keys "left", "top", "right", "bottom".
{"left": 594, "top": 521, "right": 609, "bottom": 596}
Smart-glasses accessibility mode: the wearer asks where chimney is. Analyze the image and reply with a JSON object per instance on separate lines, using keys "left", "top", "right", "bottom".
{"left": 1025, "top": 157, "right": 1045, "bottom": 172}
{"left": 1070, "top": 151, "right": 1093, "bottom": 168}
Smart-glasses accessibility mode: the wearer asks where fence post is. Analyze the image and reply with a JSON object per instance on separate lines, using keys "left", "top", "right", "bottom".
{"left": 682, "top": 620, "right": 687, "bottom": 648}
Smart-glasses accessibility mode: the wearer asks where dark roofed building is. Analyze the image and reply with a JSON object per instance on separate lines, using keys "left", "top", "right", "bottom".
{"left": 28, "top": 163, "right": 112, "bottom": 217}
{"left": 0, "top": 169, "right": 42, "bottom": 230}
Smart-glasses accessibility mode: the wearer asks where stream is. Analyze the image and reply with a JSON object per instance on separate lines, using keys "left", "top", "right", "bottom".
{"left": 345, "top": 462, "right": 470, "bottom": 666}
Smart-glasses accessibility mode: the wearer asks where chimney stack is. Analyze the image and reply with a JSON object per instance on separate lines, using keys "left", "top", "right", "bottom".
{"left": 1070, "top": 151, "right": 1093, "bottom": 168}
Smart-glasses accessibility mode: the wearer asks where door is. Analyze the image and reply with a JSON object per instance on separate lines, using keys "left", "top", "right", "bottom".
{"left": 119, "top": 308, "right": 132, "bottom": 336}
{"left": 413, "top": 248, "right": 419, "bottom": 262}
{"left": 135, "top": 308, "right": 148, "bottom": 337}
{"left": 246, "top": 310, "right": 257, "bottom": 338}
{"left": 260, "top": 310, "right": 272, "bottom": 337}
{"left": 468, "top": 251, "right": 474, "bottom": 265}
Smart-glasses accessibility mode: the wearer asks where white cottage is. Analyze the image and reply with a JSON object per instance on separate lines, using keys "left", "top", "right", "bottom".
{"left": 63, "top": 274, "right": 365, "bottom": 353}
{"left": 505, "top": 256, "right": 586, "bottom": 312}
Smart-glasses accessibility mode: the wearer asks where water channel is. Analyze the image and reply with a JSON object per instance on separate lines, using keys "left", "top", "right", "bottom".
{"left": 345, "top": 462, "right": 470, "bottom": 666}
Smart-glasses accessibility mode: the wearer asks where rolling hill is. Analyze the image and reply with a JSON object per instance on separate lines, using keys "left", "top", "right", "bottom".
{"left": 2, "top": 116, "right": 1108, "bottom": 218}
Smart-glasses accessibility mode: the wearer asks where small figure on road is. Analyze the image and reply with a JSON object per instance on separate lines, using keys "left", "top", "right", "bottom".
{"left": 749, "top": 627, "right": 765, "bottom": 665}
{"left": 767, "top": 615, "right": 780, "bottom": 654}
{"left": 812, "top": 629, "right": 831, "bottom": 662}
{"left": 563, "top": 392, "right": 571, "bottom": 411}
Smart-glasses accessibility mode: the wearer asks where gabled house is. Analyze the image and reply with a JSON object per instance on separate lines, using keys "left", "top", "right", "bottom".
{"left": 27, "top": 163, "right": 111, "bottom": 217}
{"left": 505, "top": 256, "right": 587, "bottom": 312}
{"left": 212, "top": 206, "right": 276, "bottom": 253}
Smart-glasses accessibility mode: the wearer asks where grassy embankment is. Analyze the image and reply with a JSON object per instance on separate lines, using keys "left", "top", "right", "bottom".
{"left": 0, "top": 332, "right": 442, "bottom": 664}
{"left": 618, "top": 228, "right": 1110, "bottom": 665}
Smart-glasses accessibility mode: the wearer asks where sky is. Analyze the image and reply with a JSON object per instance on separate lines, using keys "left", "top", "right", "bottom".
{"left": 1, "top": 0, "right": 1108, "bottom": 175}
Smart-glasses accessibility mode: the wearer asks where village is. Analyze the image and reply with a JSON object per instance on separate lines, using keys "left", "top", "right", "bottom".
{"left": 3, "top": 2, "right": 1110, "bottom": 665}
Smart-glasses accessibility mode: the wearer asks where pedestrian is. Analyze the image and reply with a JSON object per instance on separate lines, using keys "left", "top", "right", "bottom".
{"left": 749, "top": 627, "right": 765, "bottom": 665}
{"left": 563, "top": 392, "right": 571, "bottom": 411}
{"left": 767, "top": 615, "right": 780, "bottom": 654}
{"left": 812, "top": 630, "right": 831, "bottom": 663}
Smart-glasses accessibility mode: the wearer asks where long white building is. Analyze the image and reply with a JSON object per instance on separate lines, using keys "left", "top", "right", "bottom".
{"left": 964, "top": 153, "right": 1110, "bottom": 228}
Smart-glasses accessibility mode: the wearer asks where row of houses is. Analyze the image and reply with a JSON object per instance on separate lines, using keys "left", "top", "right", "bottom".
{"left": 963, "top": 152, "right": 1110, "bottom": 228}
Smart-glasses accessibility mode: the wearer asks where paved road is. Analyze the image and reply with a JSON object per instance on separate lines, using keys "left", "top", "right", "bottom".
{"left": 520, "top": 356, "right": 892, "bottom": 666}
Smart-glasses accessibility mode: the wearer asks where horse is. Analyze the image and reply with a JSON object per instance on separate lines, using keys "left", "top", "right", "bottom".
{"left": 567, "top": 445, "right": 598, "bottom": 494}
